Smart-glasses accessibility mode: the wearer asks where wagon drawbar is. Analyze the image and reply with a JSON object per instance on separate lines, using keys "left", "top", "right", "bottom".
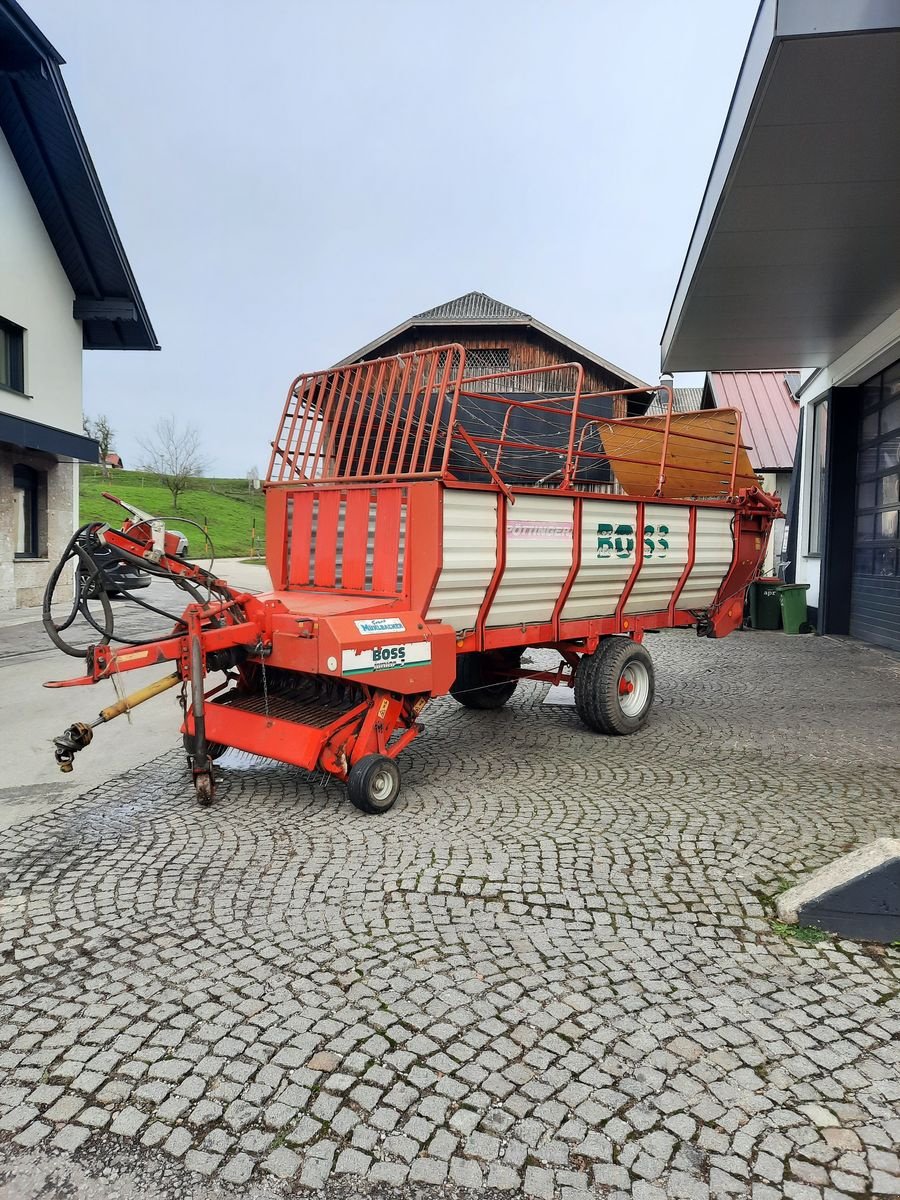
{"left": 44, "top": 344, "right": 781, "bottom": 810}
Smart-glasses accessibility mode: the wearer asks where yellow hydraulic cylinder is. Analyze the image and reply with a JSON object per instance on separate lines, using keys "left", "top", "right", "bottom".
{"left": 53, "top": 672, "right": 182, "bottom": 773}
{"left": 97, "top": 672, "right": 181, "bottom": 724}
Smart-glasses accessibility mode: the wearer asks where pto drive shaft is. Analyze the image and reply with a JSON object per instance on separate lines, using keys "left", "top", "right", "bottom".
{"left": 52, "top": 672, "right": 181, "bottom": 772}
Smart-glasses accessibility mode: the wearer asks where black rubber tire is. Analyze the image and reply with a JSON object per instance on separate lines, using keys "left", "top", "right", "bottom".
{"left": 450, "top": 650, "right": 520, "bottom": 710}
{"left": 574, "top": 637, "right": 655, "bottom": 735}
{"left": 195, "top": 773, "right": 215, "bottom": 806}
{"left": 347, "top": 754, "right": 401, "bottom": 815}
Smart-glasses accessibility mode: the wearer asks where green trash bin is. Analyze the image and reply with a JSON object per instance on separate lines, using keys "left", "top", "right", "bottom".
{"left": 748, "top": 577, "right": 783, "bottom": 630}
{"left": 778, "top": 583, "right": 810, "bottom": 634}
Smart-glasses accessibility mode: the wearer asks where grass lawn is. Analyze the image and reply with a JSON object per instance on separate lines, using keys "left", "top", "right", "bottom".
{"left": 80, "top": 467, "right": 266, "bottom": 558}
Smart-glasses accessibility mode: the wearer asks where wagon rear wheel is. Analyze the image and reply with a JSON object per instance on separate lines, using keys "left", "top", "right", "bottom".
{"left": 450, "top": 650, "right": 520, "bottom": 710}
{"left": 348, "top": 754, "right": 401, "bottom": 815}
{"left": 575, "top": 637, "right": 654, "bottom": 735}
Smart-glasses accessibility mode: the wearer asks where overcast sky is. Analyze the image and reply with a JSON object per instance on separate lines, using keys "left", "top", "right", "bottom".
{"left": 30, "top": 0, "right": 759, "bottom": 477}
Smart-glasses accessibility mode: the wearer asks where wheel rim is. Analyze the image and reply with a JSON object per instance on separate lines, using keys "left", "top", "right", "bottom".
{"left": 618, "top": 661, "right": 650, "bottom": 717}
{"left": 370, "top": 766, "right": 396, "bottom": 804}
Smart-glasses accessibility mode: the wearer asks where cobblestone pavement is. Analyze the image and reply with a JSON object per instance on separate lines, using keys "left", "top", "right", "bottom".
{"left": 1, "top": 631, "right": 898, "bottom": 1199}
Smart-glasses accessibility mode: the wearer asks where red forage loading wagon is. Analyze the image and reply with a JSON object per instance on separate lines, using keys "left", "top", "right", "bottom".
{"left": 45, "top": 345, "right": 780, "bottom": 811}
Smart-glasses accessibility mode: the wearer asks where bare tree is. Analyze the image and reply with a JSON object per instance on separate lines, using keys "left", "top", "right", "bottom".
{"left": 84, "top": 413, "right": 116, "bottom": 476}
{"left": 138, "top": 416, "right": 207, "bottom": 508}
{"left": 246, "top": 465, "right": 260, "bottom": 492}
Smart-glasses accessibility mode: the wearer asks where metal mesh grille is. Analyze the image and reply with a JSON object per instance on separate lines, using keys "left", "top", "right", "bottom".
{"left": 459, "top": 348, "right": 513, "bottom": 393}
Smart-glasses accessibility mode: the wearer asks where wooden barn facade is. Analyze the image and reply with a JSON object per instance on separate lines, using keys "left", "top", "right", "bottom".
{"left": 338, "top": 292, "right": 649, "bottom": 417}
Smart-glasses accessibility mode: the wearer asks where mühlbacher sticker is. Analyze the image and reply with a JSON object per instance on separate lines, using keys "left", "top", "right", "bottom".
{"left": 354, "top": 617, "right": 406, "bottom": 635}
{"left": 341, "top": 641, "right": 431, "bottom": 676}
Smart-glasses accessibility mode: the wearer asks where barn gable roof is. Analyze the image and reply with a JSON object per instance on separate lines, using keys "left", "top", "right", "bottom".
{"left": 337, "top": 291, "right": 649, "bottom": 390}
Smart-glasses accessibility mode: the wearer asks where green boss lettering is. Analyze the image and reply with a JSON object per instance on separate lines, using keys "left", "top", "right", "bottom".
{"left": 597, "top": 523, "right": 614, "bottom": 558}
{"left": 373, "top": 645, "right": 407, "bottom": 664}
{"left": 597, "top": 522, "right": 670, "bottom": 560}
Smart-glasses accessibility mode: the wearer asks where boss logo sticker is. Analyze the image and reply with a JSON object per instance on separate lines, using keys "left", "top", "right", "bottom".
{"left": 373, "top": 645, "right": 406, "bottom": 663}
{"left": 341, "top": 641, "right": 431, "bottom": 676}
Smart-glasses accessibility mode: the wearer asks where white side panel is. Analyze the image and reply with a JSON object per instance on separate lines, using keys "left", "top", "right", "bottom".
{"left": 487, "top": 496, "right": 574, "bottom": 628}
{"left": 562, "top": 500, "right": 637, "bottom": 621}
{"left": 679, "top": 509, "right": 735, "bottom": 609}
{"left": 426, "top": 490, "right": 497, "bottom": 634}
{"left": 625, "top": 504, "right": 691, "bottom": 615}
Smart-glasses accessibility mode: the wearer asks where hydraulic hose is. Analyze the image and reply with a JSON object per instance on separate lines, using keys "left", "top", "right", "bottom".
{"left": 41, "top": 523, "right": 235, "bottom": 659}
{"left": 43, "top": 525, "right": 114, "bottom": 658}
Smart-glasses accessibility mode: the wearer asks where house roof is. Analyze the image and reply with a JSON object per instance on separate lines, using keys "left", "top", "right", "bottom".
{"left": 337, "top": 291, "right": 649, "bottom": 390}
{"left": 0, "top": 0, "right": 157, "bottom": 350}
{"left": 415, "top": 293, "right": 531, "bottom": 322}
{"left": 704, "top": 370, "right": 799, "bottom": 472}
{"left": 661, "top": 0, "right": 900, "bottom": 373}
{"left": 645, "top": 386, "right": 704, "bottom": 416}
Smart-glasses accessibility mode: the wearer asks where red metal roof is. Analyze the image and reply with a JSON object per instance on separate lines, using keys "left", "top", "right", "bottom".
{"left": 706, "top": 371, "right": 799, "bottom": 472}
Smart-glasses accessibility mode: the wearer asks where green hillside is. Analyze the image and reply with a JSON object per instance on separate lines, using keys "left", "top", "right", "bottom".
{"left": 79, "top": 467, "right": 266, "bottom": 559}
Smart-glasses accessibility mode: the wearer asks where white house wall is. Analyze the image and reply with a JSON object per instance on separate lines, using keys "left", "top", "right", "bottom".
{"left": 0, "top": 127, "right": 83, "bottom": 433}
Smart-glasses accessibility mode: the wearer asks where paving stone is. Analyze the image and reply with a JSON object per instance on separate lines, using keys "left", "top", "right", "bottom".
{"left": 488, "top": 1162, "right": 522, "bottom": 1190}
{"left": 369, "top": 1161, "right": 409, "bottom": 1185}
{"left": 0, "top": 1104, "right": 38, "bottom": 1132}
{"left": 668, "top": 1171, "right": 711, "bottom": 1199}
{"left": 43, "top": 1095, "right": 84, "bottom": 1122}
{"left": 147, "top": 1059, "right": 193, "bottom": 1082}
{"left": 450, "top": 1107, "right": 481, "bottom": 1136}
{"left": 465, "top": 1129, "right": 500, "bottom": 1161}
{"left": 524, "top": 1165, "right": 555, "bottom": 1199}
{"left": 409, "top": 1156, "right": 449, "bottom": 1184}
{"left": 109, "top": 1106, "right": 148, "bottom": 1137}
{"left": 263, "top": 1146, "right": 301, "bottom": 1179}
{"left": 632, "top": 1185, "right": 668, "bottom": 1200}
{"left": 334, "top": 1147, "right": 371, "bottom": 1175}
{"left": 223, "top": 1099, "right": 259, "bottom": 1132}
{"left": 140, "top": 1121, "right": 170, "bottom": 1148}
{"left": 184, "top": 1150, "right": 221, "bottom": 1177}
{"left": 51, "top": 1124, "right": 92, "bottom": 1152}
{"left": 451, "top": 1155, "right": 484, "bottom": 1187}
{"left": 308, "top": 1051, "right": 340, "bottom": 1072}
{"left": 76, "top": 1107, "right": 110, "bottom": 1129}
{"left": 163, "top": 1127, "right": 192, "bottom": 1159}
{"left": 14, "top": 1121, "right": 52, "bottom": 1147}
{"left": 219, "top": 1153, "right": 255, "bottom": 1185}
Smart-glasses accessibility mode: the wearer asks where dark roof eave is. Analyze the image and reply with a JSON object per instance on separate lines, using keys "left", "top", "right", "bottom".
{"left": 1, "top": 0, "right": 63, "bottom": 64}
{"left": 45, "top": 61, "right": 159, "bottom": 351}
{"left": 0, "top": 409, "right": 99, "bottom": 461}
{"left": 0, "top": 1, "right": 158, "bottom": 352}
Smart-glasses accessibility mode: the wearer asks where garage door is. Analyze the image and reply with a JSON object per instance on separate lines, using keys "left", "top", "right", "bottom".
{"left": 850, "top": 361, "right": 900, "bottom": 651}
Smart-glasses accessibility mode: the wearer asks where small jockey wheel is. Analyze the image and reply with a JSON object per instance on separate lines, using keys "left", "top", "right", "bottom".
{"left": 183, "top": 732, "right": 220, "bottom": 806}
{"left": 194, "top": 772, "right": 215, "bottom": 806}
{"left": 347, "top": 754, "right": 401, "bottom": 815}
